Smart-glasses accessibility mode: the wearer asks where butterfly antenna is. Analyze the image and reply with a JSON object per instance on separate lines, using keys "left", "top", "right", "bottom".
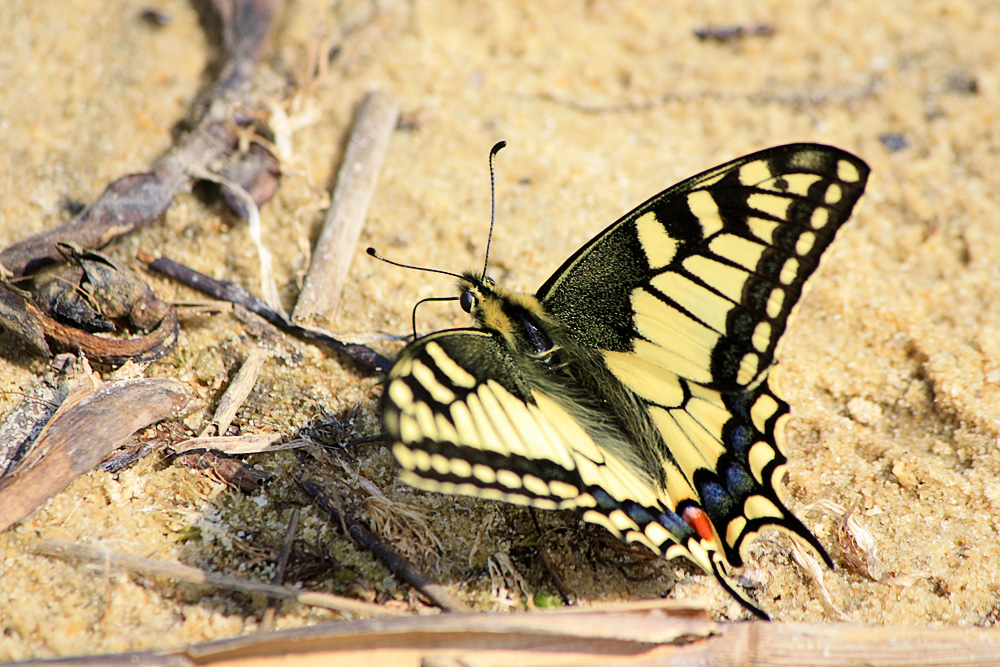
{"left": 366, "top": 247, "right": 464, "bottom": 281}
{"left": 410, "top": 295, "right": 458, "bottom": 339}
{"left": 481, "top": 140, "right": 507, "bottom": 279}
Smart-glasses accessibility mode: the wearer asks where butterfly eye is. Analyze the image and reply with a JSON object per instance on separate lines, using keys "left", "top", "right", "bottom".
{"left": 460, "top": 290, "right": 477, "bottom": 313}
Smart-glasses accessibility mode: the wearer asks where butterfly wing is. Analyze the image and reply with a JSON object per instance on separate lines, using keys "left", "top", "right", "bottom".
{"left": 535, "top": 143, "right": 869, "bottom": 571}
{"left": 386, "top": 329, "right": 679, "bottom": 519}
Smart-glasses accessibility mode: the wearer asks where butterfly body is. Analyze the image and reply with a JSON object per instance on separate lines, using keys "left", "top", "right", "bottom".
{"left": 383, "top": 144, "right": 869, "bottom": 618}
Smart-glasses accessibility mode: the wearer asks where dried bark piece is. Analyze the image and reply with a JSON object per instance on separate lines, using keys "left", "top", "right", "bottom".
{"left": 0, "top": 173, "right": 174, "bottom": 277}
{"left": 0, "top": 377, "right": 190, "bottom": 533}
{"left": 0, "top": 376, "right": 67, "bottom": 476}
{"left": 202, "top": 347, "right": 268, "bottom": 437}
{"left": 219, "top": 143, "right": 282, "bottom": 220}
{"left": 0, "top": 283, "right": 51, "bottom": 355}
{"left": 34, "top": 244, "right": 172, "bottom": 331}
{"left": 176, "top": 450, "right": 270, "bottom": 492}
{"left": 37, "top": 301, "right": 179, "bottom": 366}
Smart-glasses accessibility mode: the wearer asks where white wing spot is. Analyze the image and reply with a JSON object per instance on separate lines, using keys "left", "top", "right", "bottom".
{"left": 496, "top": 469, "right": 523, "bottom": 490}
{"left": 388, "top": 380, "right": 414, "bottom": 408}
{"left": 745, "top": 494, "right": 783, "bottom": 520}
{"left": 747, "top": 216, "right": 779, "bottom": 244}
{"left": 412, "top": 360, "right": 456, "bottom": 404}
{"left": 683, "top": 254, "right": 746, "bottom": 304}
{"left": 393, "top": 443, "right": 416, "bottom": 470}
{"left": 522, "top": 474, "right": 551, "bottom": 498}
{"left": 748, "top": 441, "right": 776, "bottom": 485}
{"left": 709, "top": 234, "right": 766, "bottom": 271}
{"left": 750, "top": 392, "right": 780, "bottom": 432}
{"left": 686, "top": 190, "right": 724, "bottom": 238}
{"left": 450, "top": 457, "right": 473, "bottom": 478}
{"left": 473, "top": 463, "right": 497, "bottom": 484}
{"left": 549, "top": 480, "right": 580, "bottom": 499}
{"left": 610, "top": 509, "right": 641, "bottom": 532}
{"left": 412, "top": 447, "right": 432, "bottom": 472}
{"left": 425, "top": 341, "right": 477, "bottom": 388}
{"left": 644, "top": 521, "right": 673, "bottom": 547}
{"left": 582, "top": 510, "right": 622, "bottom": 538}
{"left": 738, "top": 160, "right": 772, "bottom": 186}
{"left": 415, "top": 402, "right": 438, "bottom": 440}
{"left": 400, "top": 414, "right": 422, "bottom": 444}
{"left": 726, "top": 515, "right": 748, "bottom": 549}
{"left": 634, "top": 211, "right": 679, "bottom": 269}
{"left": 810, "top": 207, "right": 830, "bottom": 229}
{"left": 737, "top": 352, "right": 760, "bottom": 386}
{"left": 781, "top": 173, "right": 823, "bottom": 197}
{"left": 748, "top": 192, "right": 792, "bottom": 219}
{"left": 430, "top": 453, "right": 451, "bottom": 475}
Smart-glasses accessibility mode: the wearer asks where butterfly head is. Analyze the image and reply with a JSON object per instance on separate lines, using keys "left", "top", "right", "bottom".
{"left": 458, "top": 271, "right": 557, "bottom": 357}
{"left": 457, "top": 272, "right": 497, "bottom": 323}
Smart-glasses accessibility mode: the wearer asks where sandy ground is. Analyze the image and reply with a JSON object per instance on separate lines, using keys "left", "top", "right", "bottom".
{"left": 2, "top": 0, "right": 1000, "bottom": 660}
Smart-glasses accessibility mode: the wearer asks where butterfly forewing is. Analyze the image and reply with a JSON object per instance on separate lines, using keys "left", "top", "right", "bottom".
{"left": 383, "top": 144, "right": 869, "bottom": 618}
{"left": 537, "top": 144, "right": 869, "bottom": 391}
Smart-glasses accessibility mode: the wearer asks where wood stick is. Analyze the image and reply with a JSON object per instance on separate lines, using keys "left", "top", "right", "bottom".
{"left": 142, "top": 253, "right": 390, "bottom": 373}
{"left": 293, "top": 91, "right": 399, "bottom": 327}
{"left": 201, "top": 347, "right": 268, "bottom": 437}
{"left": 34, "top": 539, "right": 404, "bottom": 618}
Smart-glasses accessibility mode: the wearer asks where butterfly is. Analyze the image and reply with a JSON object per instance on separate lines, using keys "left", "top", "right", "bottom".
{"left": 379, "top": 143, "right": 869, "bottom": 618}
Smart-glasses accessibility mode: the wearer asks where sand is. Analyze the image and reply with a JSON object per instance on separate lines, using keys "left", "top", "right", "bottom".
{"left": 2, "top": 0, "right": 1000, "bottom": 660}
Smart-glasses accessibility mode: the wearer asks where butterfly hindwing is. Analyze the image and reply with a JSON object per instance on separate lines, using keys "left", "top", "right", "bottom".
{"left": 383, "top": 144, "right": 869, "bottom": 618}
{"left": 386, "top": 329, "right": 662, "bottom": 512}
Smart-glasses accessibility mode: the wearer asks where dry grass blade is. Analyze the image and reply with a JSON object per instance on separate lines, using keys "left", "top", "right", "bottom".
{"left": 9, "top": 600, "right": 1000, "bottom": 666}
{"left": 261, "top": 507, "right": 300, "bottom": 632}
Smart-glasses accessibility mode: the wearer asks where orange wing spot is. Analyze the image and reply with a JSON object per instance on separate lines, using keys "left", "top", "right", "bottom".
{"left": 682, "top": 505, "right": 714, "bottom": 542}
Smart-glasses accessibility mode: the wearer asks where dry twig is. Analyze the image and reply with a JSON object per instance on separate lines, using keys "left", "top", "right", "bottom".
{"left": 295, "top": 472, "right": 470, "bottom": 613}
{"left": 141, "top": 252, "right": 389, "bottom": 372}
{"left": 293, "top": 91, "right": 399, "bottom": 327}
{"left": 34, "top": 539, "right": 403, "bottom": 619}
{"left": 262, "top": 507, "right": 301, "bottom": 632}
